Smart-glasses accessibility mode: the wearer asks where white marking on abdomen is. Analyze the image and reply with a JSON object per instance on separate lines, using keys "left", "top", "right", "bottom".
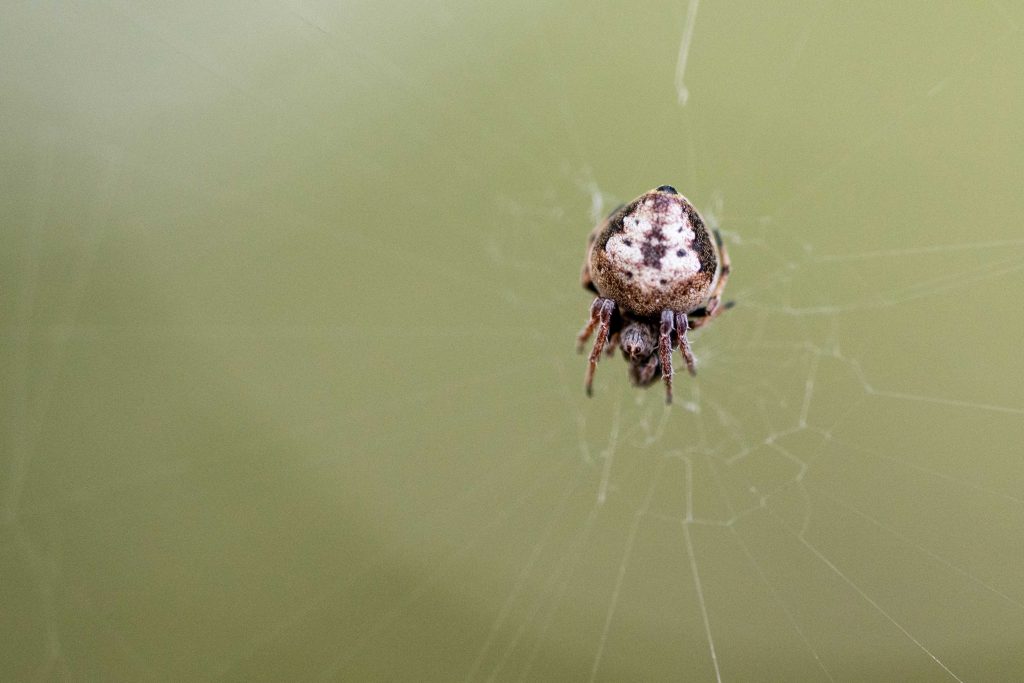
{"left": 605, "top": 199, "right": 702, "bottom": 293}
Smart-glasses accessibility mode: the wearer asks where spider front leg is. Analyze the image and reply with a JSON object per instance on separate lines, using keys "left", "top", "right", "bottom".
{"left": 674, "top": 312, "right": 696, "bottom": 376}
{"left": 659, "top": 311, "right": 697, "bottom": 405}
{"left": 659, "top": 311, "right": 676, "bottom": 404}
{"left": 580, "top": 297, "right": 615, "bottom": 396}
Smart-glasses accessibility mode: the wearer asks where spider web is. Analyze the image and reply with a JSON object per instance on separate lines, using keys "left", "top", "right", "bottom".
{"left": 3, "top": 1, "right": 1024, "bottom": 681}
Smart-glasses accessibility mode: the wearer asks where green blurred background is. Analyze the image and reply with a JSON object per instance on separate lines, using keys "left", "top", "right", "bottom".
{"left": 3, "top": 2, "right": 1024, "bottom": 681}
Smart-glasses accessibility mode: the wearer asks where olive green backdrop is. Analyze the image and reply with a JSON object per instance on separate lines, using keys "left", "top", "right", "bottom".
{"left": 3, "top": 2, "right": 1024, "bottom": 681}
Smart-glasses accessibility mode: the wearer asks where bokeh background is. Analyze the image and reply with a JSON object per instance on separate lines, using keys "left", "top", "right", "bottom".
{"left": 3, "top": 2, "right": 1024, "bottom": 681}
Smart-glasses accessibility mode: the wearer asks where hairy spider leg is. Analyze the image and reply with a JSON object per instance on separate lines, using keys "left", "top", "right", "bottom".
{"left": 576, "top": 297, "right": 604, "bottom": 352}
{"left": 659, "top": 310, "right": 676, "bottom": 404}
{"left": 583, "top": 298, "right": 615, "bottom": 396}
{"left": 690, "top": 228, "right": 733, "bottom": 330}
{"left": 606, "top": 332, "right": 619, "bottom": 357}
{"left": 674, "top": 312, "right": 697, "bottom": 376}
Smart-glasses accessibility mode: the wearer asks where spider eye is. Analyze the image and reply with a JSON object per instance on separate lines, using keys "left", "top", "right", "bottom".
{"left": 655, "top": 185, "right": 678, "bottom": 194}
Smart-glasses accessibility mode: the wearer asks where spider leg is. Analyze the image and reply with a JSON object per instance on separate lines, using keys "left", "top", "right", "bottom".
{"left": 712, "top": 228, "right": 732, "bottom": 308}
{"left": 659, "top": 310, "right": 675, "bottom": 404}
{"left": 606, "top": 331, "right": 619, "bottom": 357}
{"left": 583, "top": 298, "right": 615, "bottom": 396}
{"left": 576, "top": 297, "right": 604, "bottom": 352}
{"left": 690, "top": 229, "right": 733, "bottom": 330}
{"left": 674, "top": 312, "right": 697, "bottom": 376}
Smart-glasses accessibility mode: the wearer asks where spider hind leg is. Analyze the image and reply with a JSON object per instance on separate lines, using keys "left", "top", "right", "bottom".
{"left": 691, "top": 229, "right": 732, "bottom": 330}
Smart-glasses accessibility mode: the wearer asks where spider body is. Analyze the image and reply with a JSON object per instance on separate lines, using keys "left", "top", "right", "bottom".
{"left": 577, "top": 185, "right": 731, "bottom": 404}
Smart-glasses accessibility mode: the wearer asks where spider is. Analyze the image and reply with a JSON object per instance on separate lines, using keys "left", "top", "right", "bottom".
{"left": 577, "top": 185, "right": 732, "bottom": 404}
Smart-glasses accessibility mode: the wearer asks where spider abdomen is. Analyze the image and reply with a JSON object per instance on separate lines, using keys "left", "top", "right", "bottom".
{"left": 588, "top": 189, "right": 719, "bottom": 318}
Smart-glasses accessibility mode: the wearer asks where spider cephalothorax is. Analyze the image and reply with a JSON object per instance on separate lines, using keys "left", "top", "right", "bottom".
{"left": 576, "top": 185, "right": 732, "bottom": 404}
